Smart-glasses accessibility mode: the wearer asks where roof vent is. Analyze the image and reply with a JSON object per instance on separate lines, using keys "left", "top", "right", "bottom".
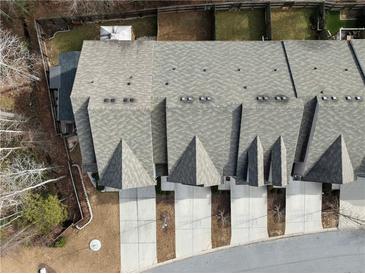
{"left": 345, "top": 96, "right": 352, "bottom": 101}
{"left": 331, "top": 96, "right": 337, "bottom": 101}
{"left": 281, "top": 95, "right": 288, "bottom": 101}
{"left": 129, "top": 98, "right": 135, "bottom": 103}
{"left": 263, "top": 96, "right": 270, "bottom": 101}
{"left": 199, "top": 96, "right": 206, "bottom": 102}
{"left": 187, "top": 96, "right": 193, "bottom": 102}
{"left": 322, "top": 96, "right": 329, "bottom": 101}
{"left": 127, "top": 82, "right": 131, "bottom": 86}
{"left": 275, "top": 96, "right": 282, "bottom": 101}
{"left": 110, "top": 98, "right": 116, "bottom": 103}
{"left": 123, "top": 97, "right": 129, "bottom": 103}
{"left": 206, "top": 96, "right": 212, "bottom": 101}
{"left": 103, "top": 98, "right": 110, "bottom": 103}
{"left": 256, "top": 96, "right": 263, "bottom": 101}
{"left": 180, "top": 96, "right": 187, "bottom": 102}
{"left": 355, "top": 96, "right": 363, "bottom": 101}
{"left": 313, "top": 67, "right": 317, "bottom": 70}
{"left": 344, "top": 68, "right": 348, "bottom": 71}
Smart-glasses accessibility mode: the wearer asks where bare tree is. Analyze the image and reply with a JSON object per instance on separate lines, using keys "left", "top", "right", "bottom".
{"left": 216, "top": 209, "right": 229, "bottom": 227}
{"left": 160, "top": 212, "right": 169, "bottom": 231}
{"left": 68, "top": 0, "right": 119, "bottom": 16}
{"left": 0, "top": 28, "right": 39, "bottom": 91}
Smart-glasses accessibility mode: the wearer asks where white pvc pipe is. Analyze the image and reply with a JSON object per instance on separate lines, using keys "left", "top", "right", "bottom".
{"left": 73, "top": 164, "right": 93, "bottom": 230}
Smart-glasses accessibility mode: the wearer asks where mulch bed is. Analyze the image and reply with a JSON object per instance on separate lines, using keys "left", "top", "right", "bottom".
{"left": 267, "top": 186, "right": 286, "bottom": 237}
{"left": 322, "top": 183, "right": 339, "bottom": 228}
{"left": 156, "top": 192, "right": 176, "bottom": 263}
{"left": 211, "top": 189, "right": 231, "bottom": 248}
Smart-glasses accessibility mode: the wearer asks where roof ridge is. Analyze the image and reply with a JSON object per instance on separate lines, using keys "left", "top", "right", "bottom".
{"left": 247, "top": 136, "right": 264, "bottom": 187}
{"left": 271, "top": 136, "right": 288, "bottom": 187}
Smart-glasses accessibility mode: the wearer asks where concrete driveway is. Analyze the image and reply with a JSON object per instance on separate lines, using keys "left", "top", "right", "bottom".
{"left": 119, "top": 186, "right": 157, "bottom": 272}
{"left": 146, "top": 230, "right": 365, "bottom": 273}
{"left": 175, "top": 183, "right": 212, "bottom": 258}
{"left": 285, "top": 180, "right": 322, "bottom": 234}
{"left": 230, "top": 182, "right": 268, "bottom": 245}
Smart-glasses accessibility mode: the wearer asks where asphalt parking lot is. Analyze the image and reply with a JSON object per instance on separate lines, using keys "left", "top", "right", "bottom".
{"left": 146, "top": 230, "right": 365, "bottom": 273}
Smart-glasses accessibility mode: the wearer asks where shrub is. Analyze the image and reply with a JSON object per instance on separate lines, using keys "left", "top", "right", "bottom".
{"left": 53, "top": 236, "right": 66, "bottom": 248}
{"left": 23, "top": 194, "right": 67, "bottom": 234}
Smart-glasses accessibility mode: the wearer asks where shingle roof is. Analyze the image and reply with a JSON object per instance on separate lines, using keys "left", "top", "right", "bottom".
{"left": 284, "top": 40, "right": 364, "bottom": 98}
{"left": 71, "top": 40, "right": 365, "bottom": 189}
{"left": 271, "top": 136, "right": 288, "bottom": 187}
{"left": 304, "top": 135, "right": 354, "bottom": 184}
{"left": 237, "top": 99, "right": 304, "bottom": 186}
{"left": 57, "top": 52, "right": 80, "bottom": 121}
{"left": 247, "top": 136, "right": 264, "bottom": 187}
{"left": 303, "top": 97, "right": 365, "bottom": 182}
{"left": 88, "top": 100, "right": 155, "bottom": 188}
{"left": 351, "top": 39, "right": 365, "bottom": 80}
{"left": 168, "top": 136, "right": 221, "bottom": 187}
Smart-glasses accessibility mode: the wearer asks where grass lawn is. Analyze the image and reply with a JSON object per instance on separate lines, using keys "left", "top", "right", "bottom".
{"left": 215, "top": 9, "right": 266, "bottom": 40}
{"left": 157, "top": 11, "right": 214, "bottom": 41}
{"left": 271, "top": 8, "right": 317, "bottom": 40}
{"left": 46, "top": 16, "right": 157, "bottom": 65}
{"left": 325, "top": 10, "right": 360, "bottom": 36}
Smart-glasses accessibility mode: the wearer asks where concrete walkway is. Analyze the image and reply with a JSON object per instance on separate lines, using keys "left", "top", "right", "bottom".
{"left": 175, "top": 183, "right": 212, "bottom": 258}
{"left": 285, "top": 180, "right": 322, "bottom": 234}
{"left": 146, "top": 230, "right": 365, "bottom": 273}
{"left": 119, "top": 186, "right": 157, "bottom": 272}
{"left": 230, "top": 182, "right": 268, "bottom": 245}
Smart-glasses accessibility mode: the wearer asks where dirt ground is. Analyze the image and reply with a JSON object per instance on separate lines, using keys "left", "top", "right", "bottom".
{"left": 215, "top": 9, "right": 266, "bottom": 40}
{"left": 322, "top": 184, "right": 339, "bottom": 229}
{"left": 271, "top": 8, "right": 318, "bottom": 40}
{"left": 156, "top": 193, "right": 175, "bottom": 263}
{"left": 211, "top": 190, "right": 231, "bottom": 248}
{"left": 0, "top": 181, "right": 121, "bottom": 273}
{"left": 267, "top": 187, "right": 286, "bottom": 237}
{"left": 157, "top": 11, "right": 214, "bottom": 41}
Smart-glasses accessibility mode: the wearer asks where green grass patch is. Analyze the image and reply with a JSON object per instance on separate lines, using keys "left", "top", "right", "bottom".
{"left": 46, "top": 16, "right": 157, "bottom": 65}
{"left": 271, "top": 8, "right": 317, "bottom": 40}
{"left": 325, "top": 10, "right": 359, "bottom": 36}
{"left": 215, "top": 9, "right": 266, "bottom": 40}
